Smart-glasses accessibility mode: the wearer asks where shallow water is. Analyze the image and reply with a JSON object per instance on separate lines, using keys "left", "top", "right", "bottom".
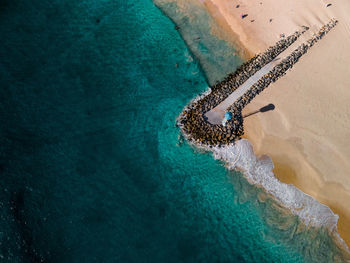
{"left": 154, "top": 0, "right": 350, "bottom": 262}
{"left": 155, "top": 0, "right": 243, "bottom": 85}
{"left": 0, "top": 0, "right": 346, "bottom": 262}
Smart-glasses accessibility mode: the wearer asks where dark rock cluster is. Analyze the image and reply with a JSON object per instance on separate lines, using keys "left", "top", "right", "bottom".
{"left": 177, "top": 19, "right": 337, "bottom": 147}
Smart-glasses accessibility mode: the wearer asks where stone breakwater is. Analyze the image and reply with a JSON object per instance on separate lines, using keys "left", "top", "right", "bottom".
{"left": 177, "top": 19, "right": 338, "bottom": 147}
{"left": 176, "top": 29, "right": 307, "bottom": 146}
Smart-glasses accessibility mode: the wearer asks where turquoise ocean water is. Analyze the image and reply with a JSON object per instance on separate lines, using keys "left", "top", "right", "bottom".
{"left": 0, "top": 0, "right": 346, "bottom": 262}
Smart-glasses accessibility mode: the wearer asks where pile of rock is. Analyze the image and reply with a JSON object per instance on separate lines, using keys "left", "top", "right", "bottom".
{"left": 177, "top": 19, "right": 337, "bottom": 147}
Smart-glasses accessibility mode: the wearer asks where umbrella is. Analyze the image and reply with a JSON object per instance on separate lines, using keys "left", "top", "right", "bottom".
{"left": 224, "top": 112, "right": 233, "bottom": 120}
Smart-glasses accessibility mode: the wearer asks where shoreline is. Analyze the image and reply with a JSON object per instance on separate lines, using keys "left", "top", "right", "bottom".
{"left": 194, "top": 0, "right": 350, "bottom": 249}
{"left": 177, "top": 127, "right": 350, "bottom": 260}
{"left": 155, "top": 0, "right": 350, "bottom": 256}
{"left": 175, "top": 19, "right": 350, "bottom": 257}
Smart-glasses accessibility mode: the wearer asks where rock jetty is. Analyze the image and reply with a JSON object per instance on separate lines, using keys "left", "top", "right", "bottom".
{"left": 177, "top": 19, "right": 338, "bottom": 147}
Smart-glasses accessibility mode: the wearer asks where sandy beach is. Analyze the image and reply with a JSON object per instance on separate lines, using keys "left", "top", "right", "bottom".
{"left": 198, "top": 0, "right": 350, "bottom": 247}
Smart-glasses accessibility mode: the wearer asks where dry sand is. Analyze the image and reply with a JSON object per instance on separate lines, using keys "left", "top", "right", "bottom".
{"left": 199, "top": 0, "right": 350, "bottom": 246}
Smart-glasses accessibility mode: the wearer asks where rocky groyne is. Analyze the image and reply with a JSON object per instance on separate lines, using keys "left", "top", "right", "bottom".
{"left": 177, "top": 19, "right": 337, "bottom": 147}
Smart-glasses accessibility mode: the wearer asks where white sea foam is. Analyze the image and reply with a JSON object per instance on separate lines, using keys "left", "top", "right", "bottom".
{"left": 178, "top": 116, "right": 350, "bottom": 255}
{"left": 206, "top": 138, "right": 350, "bottom": 254}
{"left": 177, "top": 88, "right": 349, "bottom": 250}
{"left": 210, "top": 139, "right": 340, "bottom": 230}
{"left": 190, "top": 87, "right": 212, "bottom": 105}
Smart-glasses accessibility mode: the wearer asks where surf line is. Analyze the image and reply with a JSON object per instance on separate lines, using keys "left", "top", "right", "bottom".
{"left": 177, "top": 19, "right": 337, "bottom": 147}
{"left": 176, "top": 19, "right": 350, "bottom": 256}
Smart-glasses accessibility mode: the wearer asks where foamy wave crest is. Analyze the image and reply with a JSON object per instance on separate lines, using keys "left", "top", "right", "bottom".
{"left": 183, "top": 137, "right": 350, "bottom": 256}
{"left": 188, "top": 87, "right": 212, "bottom": 106}
{"left": 211, "top": 139, "right": 340, "bottom": 231}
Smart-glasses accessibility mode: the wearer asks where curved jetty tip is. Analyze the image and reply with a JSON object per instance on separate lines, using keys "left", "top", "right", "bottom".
{"left": 177, "top": 19, "right": 338, "bottom": 147}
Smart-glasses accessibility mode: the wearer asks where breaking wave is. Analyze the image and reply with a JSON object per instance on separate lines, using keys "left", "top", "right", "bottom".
{"left": 210, "top": 139, "right": 350, "bottom": 257}
{"left": 177, "top": 88, "right": 350, "bottom": 258}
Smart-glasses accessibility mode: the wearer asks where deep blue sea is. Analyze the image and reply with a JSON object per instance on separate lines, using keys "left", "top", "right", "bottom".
{"left": 0, "top": 0, "right": 344, "bottom": 262}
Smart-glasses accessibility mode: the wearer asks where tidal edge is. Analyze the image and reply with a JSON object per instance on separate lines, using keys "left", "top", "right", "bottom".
{"left": 174, "top": 17, "right": 350, "bottom": 258}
